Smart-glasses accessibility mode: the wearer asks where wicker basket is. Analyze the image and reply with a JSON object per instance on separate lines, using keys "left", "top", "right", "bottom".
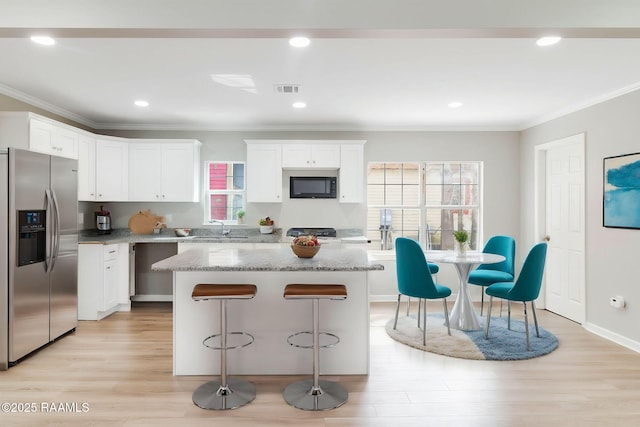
{"left": 291, "top": 244, "right": 321, "bottom": 258}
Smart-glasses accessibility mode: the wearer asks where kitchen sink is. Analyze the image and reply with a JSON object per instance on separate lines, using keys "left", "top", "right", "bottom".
{"left": 151, "top": 236, "right": 196, "bottom": 240}
{"left": 193, "top": 235, "right": 249, "bottom": 240}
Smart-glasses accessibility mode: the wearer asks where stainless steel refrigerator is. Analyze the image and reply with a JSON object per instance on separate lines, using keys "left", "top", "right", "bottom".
{"left": 1, "top": 148, "right": 78, "bottom": 370}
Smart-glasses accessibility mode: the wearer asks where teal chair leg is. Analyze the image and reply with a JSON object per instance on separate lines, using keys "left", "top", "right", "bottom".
{"left": 532, "top": 300, "right": 540, "bottom": 337}
{"left": 523, "top": 301, "right": 530, "bottom": 351}
{"left": 442, "top": 299, "right": 451, "bottom": 336}
{"left": 421, "top": 300, "right": 427, "bottom": 345}
{"left": 393, "top": 294, "right": 402, "bottom": 329}
{"left": 484, "top": 296, "right": 493, "bottom": 339}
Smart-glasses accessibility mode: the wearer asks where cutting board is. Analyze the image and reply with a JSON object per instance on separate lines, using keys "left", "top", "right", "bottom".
{"left": 128, "top": 210, "right": 164, "bottom": 235}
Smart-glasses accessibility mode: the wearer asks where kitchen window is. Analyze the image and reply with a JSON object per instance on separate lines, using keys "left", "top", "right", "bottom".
{"left": 204, "top": 161, "right": 245, "bottom": 223}
{"left": 367, "top": 162, "right": 482, "bottom": 250}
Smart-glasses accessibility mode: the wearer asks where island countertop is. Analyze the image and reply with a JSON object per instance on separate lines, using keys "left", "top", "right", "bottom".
{"left": 151, "top": 243, "right": 384, "bottom": 272}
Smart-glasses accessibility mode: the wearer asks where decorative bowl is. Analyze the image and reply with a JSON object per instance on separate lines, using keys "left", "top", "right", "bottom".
{"left": 174, "top": 228, "right": 192, "bottom": 237}
{"left": 291, "top": 243, "right": 321, "bottom": 258}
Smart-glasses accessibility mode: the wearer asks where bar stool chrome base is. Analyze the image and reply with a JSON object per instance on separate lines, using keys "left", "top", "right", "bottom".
{"left": 283, "top": 379, "right": 348, "bottom": 411}
{"left": 193, "top": 377, "right": 256, "bottom": 410}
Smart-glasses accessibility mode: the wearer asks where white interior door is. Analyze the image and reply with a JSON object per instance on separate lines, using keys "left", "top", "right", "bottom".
{"left": 544, "top": 134, "right": 585, "bottom": 323}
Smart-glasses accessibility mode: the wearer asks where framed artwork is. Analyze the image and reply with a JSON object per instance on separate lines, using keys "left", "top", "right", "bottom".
{"left": 603, "top": 152, "right": 640, "bottom": 229}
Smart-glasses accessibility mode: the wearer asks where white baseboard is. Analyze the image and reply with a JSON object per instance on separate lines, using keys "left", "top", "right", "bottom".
{"left": 369, "top": 294, "right": 397, "bottom": 302}
{"left": 117, "top": 302, "right": 132, "bottom": 312}
{"left": 130, "top": 294, "right": 173, "bottom": 302}
{"left": 584, "top": 322, "right": 640, "bottom": 353}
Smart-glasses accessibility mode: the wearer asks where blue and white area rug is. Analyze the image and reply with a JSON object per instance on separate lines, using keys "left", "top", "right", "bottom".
{"left": 385, "top": 313, "right": 559, "bottom": 360}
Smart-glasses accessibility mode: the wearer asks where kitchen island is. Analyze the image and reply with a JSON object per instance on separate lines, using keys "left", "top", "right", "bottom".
{"left": 152, "top": 243, "right": 383, "bottom": 376}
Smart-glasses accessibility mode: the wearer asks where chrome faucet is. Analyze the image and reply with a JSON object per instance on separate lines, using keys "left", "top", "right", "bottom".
{"left": 209, "top": 219, "right": 230, "bottom": 236}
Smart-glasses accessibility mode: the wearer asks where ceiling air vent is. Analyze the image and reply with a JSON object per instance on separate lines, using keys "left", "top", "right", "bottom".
{"left": 274, "top": 84, "right": 301, "bottom": 94}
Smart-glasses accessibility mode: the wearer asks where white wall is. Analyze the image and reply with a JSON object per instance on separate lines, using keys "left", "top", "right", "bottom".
{"left": 520, "top": 89, "right": 640, "bottom": 347}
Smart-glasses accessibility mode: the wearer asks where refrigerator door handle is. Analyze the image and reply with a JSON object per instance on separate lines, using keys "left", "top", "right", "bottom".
{"left": 45, "top": 189, "right": 53, "bottom": 272}
{"left": 50, "top": 189, "right": 61, "bottom": 272}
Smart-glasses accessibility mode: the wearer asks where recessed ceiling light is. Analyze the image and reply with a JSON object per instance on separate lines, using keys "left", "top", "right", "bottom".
{"left": 448, "top": 101, "right": 463, "bottom": 108}
{"left": 30, "top": 36, "right": 55, "bottom": 46}
{"left": 289, "top": 37, "right": 310, "bottom": 48}
{"left": 292, "top": 102, "right": 307, "bottom": 109}
{"left": 536, "top": 36, "right": 562, "bottom": 47}
{"left": 134, "top": 100, "right": 149, "bottom": 107}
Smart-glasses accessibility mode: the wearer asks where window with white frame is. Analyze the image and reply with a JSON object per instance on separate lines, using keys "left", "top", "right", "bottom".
{"left": 367, "top": 162, "right": 481, "bottom": 250}
{"left": 204, "top": 161, "right": 245, "bottom": 223}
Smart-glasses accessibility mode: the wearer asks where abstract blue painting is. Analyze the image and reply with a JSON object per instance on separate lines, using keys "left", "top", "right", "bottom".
{"left": 603, "top": 152, "right": 640, "bottom": 229}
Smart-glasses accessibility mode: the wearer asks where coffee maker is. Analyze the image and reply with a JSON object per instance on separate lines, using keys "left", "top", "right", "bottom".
{"left": 95, "top": 205, "right": 112, "bottom": 235}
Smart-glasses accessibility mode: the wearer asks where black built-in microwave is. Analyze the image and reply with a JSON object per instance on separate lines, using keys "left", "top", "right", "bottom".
{"left": 290, "top": 176, "right": 337, "bottom": 199}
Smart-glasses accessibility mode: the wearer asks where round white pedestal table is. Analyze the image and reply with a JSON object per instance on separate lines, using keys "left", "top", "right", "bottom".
{"left": 424, "top": 251, "right": 505, "bottom": 331}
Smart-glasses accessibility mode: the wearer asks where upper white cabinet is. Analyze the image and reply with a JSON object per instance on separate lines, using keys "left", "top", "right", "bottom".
{"left": 77, "top": 135, "right": 97, "bottom": 200}
{"left": 0, "top": 112, "right": 79, "bottom": 159}
{"left": 129, "top": 140, "right": 201, "bottom": 202}
{"left": 246, "top": 140, "right": 365, "bottom": 203}
{"left": 282, "top": 143, "right": 340, "bottom": 169}
{"left": 96, "top": 138, "right": 129, "bottom": 201}
{"left": 339, "top": 143, "right": 365, "bottom": 203}
{"left": 246, "top": 142, "right": 282, "bottom": 202}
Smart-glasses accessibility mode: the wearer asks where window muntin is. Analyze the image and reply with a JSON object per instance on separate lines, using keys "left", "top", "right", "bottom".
{"left": 204, "top": 161, "right": 245, "bottom": 223}
{"left": 367, "top": 161, "right": 481, "bottom": 250}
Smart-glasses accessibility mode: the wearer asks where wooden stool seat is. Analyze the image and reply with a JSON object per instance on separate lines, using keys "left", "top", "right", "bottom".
{"left": 283, "top": 284, "right": 347, "bottom": 300}
{"left": 192, "top": 284, "right": 257, "bottom": 300}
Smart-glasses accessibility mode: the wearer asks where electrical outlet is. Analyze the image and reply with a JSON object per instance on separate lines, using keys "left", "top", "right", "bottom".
{"left": 610, "top": 296, "right": 625, "bottom": 309}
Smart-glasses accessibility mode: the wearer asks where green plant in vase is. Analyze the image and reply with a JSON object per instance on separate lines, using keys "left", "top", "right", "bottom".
{"left": 453, "top": 230, "right": 469, "bottom": 256}
{"left": 236, "top": 210, "right": 245, "bottom": 224}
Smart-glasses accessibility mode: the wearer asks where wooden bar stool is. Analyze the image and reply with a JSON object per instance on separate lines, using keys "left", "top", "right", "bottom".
{"left": 191, "top": 283, "right": 257, "bottom": 410}
{"left": 283, "top": 283, "right": 348, "bottom": 411}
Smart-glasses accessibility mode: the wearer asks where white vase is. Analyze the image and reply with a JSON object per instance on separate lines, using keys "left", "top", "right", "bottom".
{"left": 260, "top": 225, "right": 273, "bottom": 234}
{"left": 455, "top": 241, "right": 467, "bottom": 257}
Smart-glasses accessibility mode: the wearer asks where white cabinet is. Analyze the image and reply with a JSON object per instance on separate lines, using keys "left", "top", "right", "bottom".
{"left": 29, "top": 119, "right": 79, "bottom": 159}
{"left": 246, "top": 143, "right": 282, "bottom": 202}
{"left": 339, "top": 143, "right": 365, "bottom": 203}
{"left": 128, "top": 140, "right": 201, "bottom": 202}
{"left": 0, "top": 112, "right": 79, "bottom": 159}
{"left": 78, "top": 243, "right": 130, "bottom": 320}
{"left": 95, "top": 138, "right": 129, "bottom": 201}
{"left": 282, "top": 143, "right": 340, "bottom": 169}
{"left": 77, "top": 135, "right": 97, "bottom": 200}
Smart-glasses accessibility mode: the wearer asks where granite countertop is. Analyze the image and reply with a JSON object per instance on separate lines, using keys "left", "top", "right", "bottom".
{"left": 151, "top": 244, "right": 384, "bottom": 272}
{"left": 79, "top": 228, "right": 283, "bottom": 244}
{"left": 79, "top": 228, "right": 368, "bottom": 245}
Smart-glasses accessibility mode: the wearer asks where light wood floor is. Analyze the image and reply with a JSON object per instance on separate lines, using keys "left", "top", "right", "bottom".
{"left": 1, "top": 302, "right": 639, "bottom": 426}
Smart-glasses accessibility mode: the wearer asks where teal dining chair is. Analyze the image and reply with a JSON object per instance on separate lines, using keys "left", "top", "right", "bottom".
{"left": 484, "top": 242, "right": 548, "bottom": 351}
{"left": 467, "top": 235, "right": 515, "bottom": 316}
{"left": 394, "top": 237, "right": 451, "bottom": 346}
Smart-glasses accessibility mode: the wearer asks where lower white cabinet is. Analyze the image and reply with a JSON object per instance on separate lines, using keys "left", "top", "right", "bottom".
{"left": 78, "top": 243, "right": 131, "bottom": 320}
